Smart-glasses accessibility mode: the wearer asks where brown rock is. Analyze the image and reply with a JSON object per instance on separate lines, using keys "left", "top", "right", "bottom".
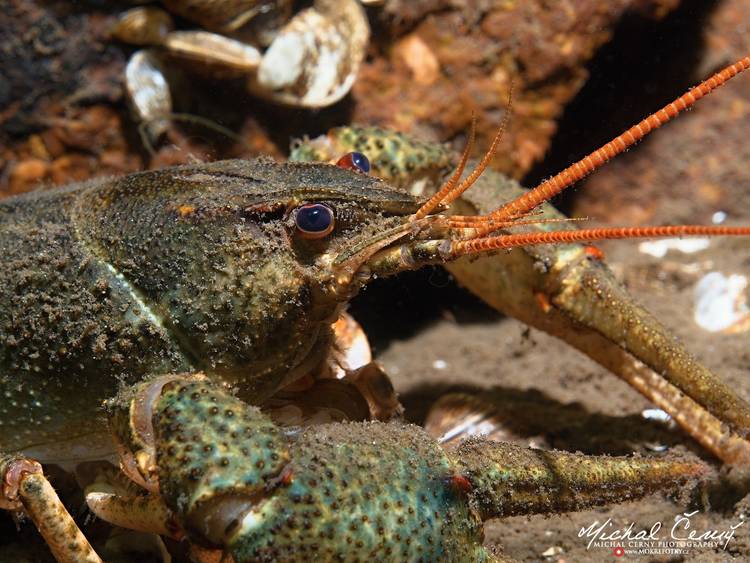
{"left": 354, "top": 0, "right": 681, "bottom": 179}
{"left": 8, "top": 159, "right": 49, "bottom": 193}
{"left": 50, "top": 154, "right": 94, "bottom": 185}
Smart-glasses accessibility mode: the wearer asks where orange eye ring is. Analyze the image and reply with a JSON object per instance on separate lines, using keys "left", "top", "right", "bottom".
{"left": 294, "top": 203, "right": 335, "bottom": 239}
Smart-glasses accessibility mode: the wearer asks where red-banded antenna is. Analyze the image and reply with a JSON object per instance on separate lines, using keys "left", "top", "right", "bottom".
{"left": 470, "top": 55, "right": 750, "bottom": 237}
{"left": 449, "top": 225, "right": 750, "bottom": 256}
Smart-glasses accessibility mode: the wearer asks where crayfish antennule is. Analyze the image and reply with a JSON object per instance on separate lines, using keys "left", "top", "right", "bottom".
{"left": 412, "top": 114, "right": 476, "bottom": 220}
{"left": 436, "top": 85, "right": 513, "bottom": 209}
{"left": 413, "top": 86, "right": 514, "bottom": 221}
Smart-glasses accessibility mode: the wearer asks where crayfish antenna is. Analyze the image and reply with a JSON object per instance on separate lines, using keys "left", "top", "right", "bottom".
{"left": 469, "top": 54, "right": 750, "bottom": 236}
{"left": 447, "top": 225, "right": 750, "bottom": 256}
{"left": 448, "top": 439, "right": 707, "bottom": 521}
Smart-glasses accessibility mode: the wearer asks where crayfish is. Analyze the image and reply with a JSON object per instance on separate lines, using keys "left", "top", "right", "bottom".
{"left": 2, "top": 53, "right": 750, "bottom": 562}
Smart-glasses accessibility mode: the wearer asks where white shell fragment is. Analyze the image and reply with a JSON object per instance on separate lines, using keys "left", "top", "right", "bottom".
{"left": 638, "top": 237, "right": 711, "bottom": 258}
{"left": 424, "top": 393, "right": 515, "bottom": 445}
{"left": 641, "top": 408, "right": 673, "bottom": 424}
{"left": 693, "top": 272, "right": 750, "bottom": 333}
{"left": 164, "top": 31, "right": 262, "bottom": 74}
{"left": 253, "top": 0, "right": 369, "bottom": 107}
{"left": 330, "top": 312, "right": 372, "bottom": 378}
{"left": 125, "top": 50, "right": 172, "bottom": 140}
{"left": 120, "top": 0, "right": 370, "bottom": 120}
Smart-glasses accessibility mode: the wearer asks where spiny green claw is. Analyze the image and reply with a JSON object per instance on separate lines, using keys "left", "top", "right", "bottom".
{"left": 230, "top": 421, "right": 489, "bottom": 562}
{"left": 452, "top": 438, "right": 707, "bottom": 521}
{"left": 152, "top": 380, "right": 290, "bottom": 520}
{"left": 129, "top": 380, "right": 707, "bottom": 562}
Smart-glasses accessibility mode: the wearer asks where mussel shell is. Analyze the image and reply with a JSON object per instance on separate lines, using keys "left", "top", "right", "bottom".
{"left": 251, "top": 0, "right": 369, "bottom": 108}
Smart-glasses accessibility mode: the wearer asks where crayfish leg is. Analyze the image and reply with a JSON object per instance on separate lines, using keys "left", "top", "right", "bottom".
{"left": 0, "top": 454, "right": 102, "bottom": 563}
{"left": 79, "top": 459, "right": 182, "bottom": 549}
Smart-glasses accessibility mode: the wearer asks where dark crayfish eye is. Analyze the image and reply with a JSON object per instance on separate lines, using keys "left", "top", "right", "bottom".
{"left": 336, "top": 151, "right": 370, "bottom": 174}
{"left": 294, "top": 203, "right": 335, "bottom": 239}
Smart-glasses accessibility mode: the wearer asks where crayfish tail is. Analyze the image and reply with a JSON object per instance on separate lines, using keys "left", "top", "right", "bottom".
{"left": 449, "top": 439, "right": 707, "bottom": 522}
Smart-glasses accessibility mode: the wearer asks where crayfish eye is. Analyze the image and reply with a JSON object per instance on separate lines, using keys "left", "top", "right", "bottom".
{"left": 294, "top": 203, "right": 335, "bottom": 239}
{"left": 336, "top": 151, "right": 370, "bottom": 174}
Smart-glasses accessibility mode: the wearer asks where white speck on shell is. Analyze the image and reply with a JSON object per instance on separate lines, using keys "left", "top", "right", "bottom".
{"left": 642, "top": 408, "right": 672, "bottom": 423}
{"left": 694, "top": 272, "right": 750, "bottom": 333}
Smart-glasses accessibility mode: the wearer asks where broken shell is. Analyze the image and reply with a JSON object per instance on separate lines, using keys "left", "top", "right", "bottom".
{"left": 424, "top": 393, "right": 517, "bottom": 446}
{"left": 344, "top": 363, "right": 403, "bottom": 421}
{"left": 125, "top": 50, "right": 172, "bottom": 140}
{"left": 163, "top": 31, "right": 262, "bottom": 77}
{"left": 694, "top": 271, "right": 750, "bottom": 334}
{"left": 330, "top": 312, "right": 372, "bottom": 377}
{"left": 252, "top": 0, "right": 369, "bottom": 107}
{"left": 111, "top": 7, "right": 174, "bottom": 46}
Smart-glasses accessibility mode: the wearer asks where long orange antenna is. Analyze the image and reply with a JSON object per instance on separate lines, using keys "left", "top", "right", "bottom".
{"left": 449, "top": 225, "right": 750, "bottom": 256}
{"left": 412, "top": 115, "right": 476, "bottom": 220}
{"left": 472, "top": 55, "right": 750, "bottom": 236}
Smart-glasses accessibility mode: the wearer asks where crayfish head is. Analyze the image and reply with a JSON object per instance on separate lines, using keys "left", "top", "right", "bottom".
{"left": 79, "top": 158, "right": 421, "bottom": 400}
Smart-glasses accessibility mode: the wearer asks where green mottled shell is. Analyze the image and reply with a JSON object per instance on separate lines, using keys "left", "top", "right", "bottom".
{"left": 145, "top": 379, "right": 490, "bottom": 562}
{"left": 0, "top": 158, "right": 421, "bottom": 460}
{"left": 152, "top": 380, "right": 290, "bottom": 517}
{"left": 230, "top": 421, "right": 489, "bottom": 562}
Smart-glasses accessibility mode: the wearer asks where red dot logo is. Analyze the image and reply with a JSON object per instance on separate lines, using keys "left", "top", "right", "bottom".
{"left": 613, "top": 546, "right": 625, "bottom": 557}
